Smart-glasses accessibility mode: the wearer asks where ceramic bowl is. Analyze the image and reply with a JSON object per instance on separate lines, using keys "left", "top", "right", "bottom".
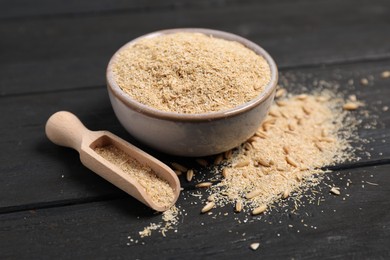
{"left": 106, "top": 28, "right": 278, "bottom": 157}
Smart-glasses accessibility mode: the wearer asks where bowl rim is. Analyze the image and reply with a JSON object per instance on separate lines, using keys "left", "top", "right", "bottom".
{"left": 106, "top": 28, "right": 278, "bottom": 122}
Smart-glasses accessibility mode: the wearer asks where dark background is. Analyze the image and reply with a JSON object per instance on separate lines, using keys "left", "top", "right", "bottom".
{"left": 0, "top": 0, "right": 389, "bottom": 259}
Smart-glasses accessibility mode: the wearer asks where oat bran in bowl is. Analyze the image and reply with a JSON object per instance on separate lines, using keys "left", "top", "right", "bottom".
{"left": 106, "top": 28, "right": 278, "bottom": 156}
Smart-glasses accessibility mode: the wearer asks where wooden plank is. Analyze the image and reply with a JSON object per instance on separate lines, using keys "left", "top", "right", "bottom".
{"left": 0, "top": 60, "right": 389, "bottom": 211}
{"left": 0, "top": 0, "right": 180, "bottom": 19}
{"left": 0, "top": 88, "right": 126, "bottom": 212}
{"left": 0, "top": 0, "right": 262, "bottom": 19}
{"left": 0, "top": 62, "right": 390, "bottom": 211}
{"left": 0, "top": 164, "right": 389, "bottom": 259}
{"left": 1, "top": 0, "right": 390, "bottom": 96}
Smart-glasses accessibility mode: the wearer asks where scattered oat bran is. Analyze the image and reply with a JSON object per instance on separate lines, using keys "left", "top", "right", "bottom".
{"left": 196, "top": 182, "right": 213, "bottom": 188}
{"left": 94, "top": 144, "right": 175, "bottom": 208}
{"left": 205, "top": 90, "right": 358, "bottom": 213}
{"left": 360, "top": 78, "right": 369, "bottom": 86}
{"left": 250, "top": 243, "right": 260, "bottom": 251}
{"left": 186, "top": 169, "right": 194, "bottom": 182}
{"left": 330, "top": 187, "right": 341, "bottom": 195}
{"left": 380, "top": 70, "right": 390, "bottom": 78}
{"left": 112, "top": 32, "right": 271, "bottom": 114}
{"left": 201, "top": 201, "right": 215, "bottom": 213}
{"left": 126, "top": 72, "right": 373, "bottom": 242}
{"left": 343, "top": 102, "right": 359, "bottom": 111}
{"left": 171, "top": 162, "right": 188, "bottom": 173}
{"left": 139, "top": 205, "right": 181, "bottom": 238}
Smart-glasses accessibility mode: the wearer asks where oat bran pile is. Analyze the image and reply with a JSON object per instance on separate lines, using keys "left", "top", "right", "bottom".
{"left": 112, "top": 32, "right": 271, "bottom": 114}
{"left": 203, "top": 89, "right": 360, "bottom": 214}
{"left": 129, "top": 88, "right": 364, "bottom": 239}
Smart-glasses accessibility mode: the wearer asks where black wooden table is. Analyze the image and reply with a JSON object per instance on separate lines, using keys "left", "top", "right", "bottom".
{"left": 1, "top": 1, "right": 389, "bottom": 259}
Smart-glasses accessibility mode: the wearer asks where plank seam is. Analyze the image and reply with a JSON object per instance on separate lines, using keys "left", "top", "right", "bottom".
{"left": 2, "top": 55, "right": 390, "bottom": 99}
{"left": 1, "top": 159, "right": 389, "bottom": 215}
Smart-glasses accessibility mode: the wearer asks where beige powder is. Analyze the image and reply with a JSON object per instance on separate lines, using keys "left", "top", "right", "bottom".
{"left": 205, "top": 90, "right": 357, "bottom": 212}
{"left": 112, "top": 32, "right": 271, "bottom": 114}
{"left": 94, "top": 144, "right": 175, "bottom": 208}
{"left": 129, "top": 90, "right": 362, "bottom": 241}
{"left": 138, "top": 205, "right": 180, "bottom": 238}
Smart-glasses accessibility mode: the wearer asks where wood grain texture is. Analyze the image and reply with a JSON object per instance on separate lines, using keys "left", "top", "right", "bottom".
{"left": 0, "top": 0, "right": 262, "bottom": 19}
{"left": 1, "top": 60, "right": 389, "bottom": 212}
{"left": 0, "top": 164, "right": 389, "bottom": 259}
{"left": 1, "top": 0, "right": 390, "bottom": 96}
{"left": 1, "top": 0, "right": 390, "bottom": 258}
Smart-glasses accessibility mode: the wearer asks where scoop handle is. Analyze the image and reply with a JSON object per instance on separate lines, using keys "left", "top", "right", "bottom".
{"left": 45, "top": 111, "right": 89, "bottom": 152}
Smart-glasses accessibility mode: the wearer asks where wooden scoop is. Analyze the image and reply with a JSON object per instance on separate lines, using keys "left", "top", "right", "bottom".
{"left": 45, "top": 111, "right": 180, "bottom": 212}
